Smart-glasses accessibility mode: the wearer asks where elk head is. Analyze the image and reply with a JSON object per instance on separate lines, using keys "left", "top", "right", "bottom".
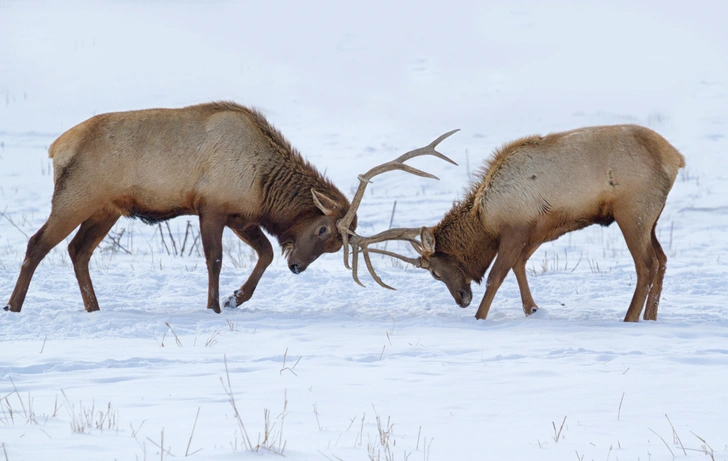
{"left": 336, "top": 130, "right": 460, "bottom": 289}
{"left": 417, "top": 227, "right": 473, "bottom": 307}
{"left": 284, "top": 190, "right": 354, "bottom": 274}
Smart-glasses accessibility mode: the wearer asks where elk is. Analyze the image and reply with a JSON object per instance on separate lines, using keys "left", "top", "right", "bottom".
{"left": 343, "top": 125, "right": 685, "bottom": 322}
{"left": 4, "top": 101, "right": 359, "bottom": 313}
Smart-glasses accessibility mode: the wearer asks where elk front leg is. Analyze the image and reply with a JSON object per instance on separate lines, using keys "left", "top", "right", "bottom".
{"left": 199, "top": 213, "right": 226, "bottom": 313}
{"left": 475, "top": 229, "right": 528, "bottom": 320}
{"left": 512, "top": 244, "right": 540, "bottom": 316}
{"left": 223, "top": 220, "right": 273, "bottom": 308}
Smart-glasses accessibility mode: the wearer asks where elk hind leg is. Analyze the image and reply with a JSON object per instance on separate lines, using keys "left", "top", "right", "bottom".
{"left": 643, "top": 222, "right": 667, "bottom": 321}
{"left": 5, "top": 206, "right": 94, "bottom": 312}
{"left": 222, "top": 220, "right": 273, "bottom": 308}
{"left": 68, "top": 209, "right": 120, "bottom": 312}
{"left": 617, "top": 212, "right": 660, "bottom": 322}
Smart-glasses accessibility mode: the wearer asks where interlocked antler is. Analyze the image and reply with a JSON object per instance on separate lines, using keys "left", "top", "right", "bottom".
{"left": 337, "top": 129, "right": 459, "bottom": 289}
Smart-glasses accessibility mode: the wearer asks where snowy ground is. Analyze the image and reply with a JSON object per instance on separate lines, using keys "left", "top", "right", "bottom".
{"left": 1, "top": 1, "right": 728, "bottom": 460}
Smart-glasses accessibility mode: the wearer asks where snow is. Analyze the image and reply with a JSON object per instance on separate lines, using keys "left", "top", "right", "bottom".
{"left": 1, "top": 1, "right": 727, "bottom": 460}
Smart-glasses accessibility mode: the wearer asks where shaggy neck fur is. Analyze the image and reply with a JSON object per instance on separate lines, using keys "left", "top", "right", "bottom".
{"left": 432, "top": 135, "right": 547, "bottom": 282}
{"left": 215, "top": 104, "right": 352, "bottom": 238}
{"left": 432, "top": 191, "right": 498, "bottom": 284}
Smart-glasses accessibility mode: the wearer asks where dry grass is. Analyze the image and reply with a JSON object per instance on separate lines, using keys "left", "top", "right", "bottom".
{"left": 145, "top": 428, "right": 174, "bottom": 460}
{"left": 184, "top": 408, "right": 202, "bottom": 456}
{"left": 679, "top": 167, "right": 699, "bottom": 186}
{"left": 279, "top": 347, "right": 302, "bottom": 376}
{"left": 552, "top": 416, "right": 567, "bottom": 443}
{"left": 648, "top": 427, "right": 674, "bottom": 457}
{"left": 366, "top": 409, "right": 396, "bottom": 461}
{"left": 220, "top": 355, "right": 253, "bottom": 451}
{"left": 220, "top": 355, "right": 288, "bottom": 455}
{"left": 0, "top": 378, "right": 52, "bottom": 427}
{"left": 587, "top": 259, "right": 612, "bottom": 275}
{"left": 689, "top": 431, "right": 715, "bottom": 460}
{"left": 0, "top": 209, "right": 29, "bottom": 239}
{"left": 60, "top": 390, "right": 119, "bottom": 434}
{"left": 665, "top": 413, "right": 687, "bottom": 455}
{"left": 364, "top": 406, "right": 421, "bottom": 461}
{"left": 204, "top": 331, "right": 220, "bottom": 348}
{"left": 313, "top": 403, "right": 322, "bottom": 431}
{"left": 164, "top": 322, "right": 183, "bottom": 347}
{"left": 617, "top": 392, "right": 625, "bottom": 420}
{"left": 223, "top": 233, "right": 255, "bottom": 269}
{"left": 529, "top": 248, "right": 579, "bottom": 275}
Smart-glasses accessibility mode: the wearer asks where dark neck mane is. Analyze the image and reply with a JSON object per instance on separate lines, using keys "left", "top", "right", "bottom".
{"left": 433, "top": 184, "right": 497, "bottom": 284}
{"left": 232, "top": 105, "right": 350, "bottom": 236}
{"left": 432, "top": 134, "right": 548, "bottom": 281}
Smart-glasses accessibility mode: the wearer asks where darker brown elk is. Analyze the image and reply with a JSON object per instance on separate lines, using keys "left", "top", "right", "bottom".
{"left": 4, "top": 101, "right": 356, "bottom": 313}
{"left": 345, "top": 125, "right": 685, "bottom": 322}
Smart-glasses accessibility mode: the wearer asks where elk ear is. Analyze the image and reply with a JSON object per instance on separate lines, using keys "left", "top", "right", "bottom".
{"left": 311, "top": 190, "right": 339, "bottom": 216}
{"left": 420, "top": 226, "right": 436, "bottom": 257}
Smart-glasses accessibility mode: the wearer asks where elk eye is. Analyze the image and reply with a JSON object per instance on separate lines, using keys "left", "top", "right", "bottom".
{"left": 431, "top": 270, "right": 442, "bottom": 281}
{"left": 318, "top": 226, "right": 327, "bottom": 236}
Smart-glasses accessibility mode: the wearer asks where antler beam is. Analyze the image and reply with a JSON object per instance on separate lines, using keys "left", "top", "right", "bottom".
{"left": 337, "top": 129, "right": 459, "bottom": 288}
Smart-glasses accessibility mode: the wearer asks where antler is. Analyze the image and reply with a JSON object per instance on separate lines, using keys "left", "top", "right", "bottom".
{"left": 337, "top": 129, "right": 459, "bottom": 289}
{"left": 344, "top": 227, "right": 419, "bottom": 289}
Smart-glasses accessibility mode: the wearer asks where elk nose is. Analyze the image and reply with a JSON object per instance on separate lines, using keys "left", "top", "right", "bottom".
{"left": 459, "top": 290, "right": 472, "bottom": 307}
{"left": 289, "top": 263, "right": 301, "bottom": 274}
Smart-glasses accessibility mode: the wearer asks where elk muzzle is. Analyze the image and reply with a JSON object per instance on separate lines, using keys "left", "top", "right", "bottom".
{"left": 456, "top": 288, "right": 472, "bottom": 308}
{"left": 287, "top": 250, "right": 318, "bottom": 274}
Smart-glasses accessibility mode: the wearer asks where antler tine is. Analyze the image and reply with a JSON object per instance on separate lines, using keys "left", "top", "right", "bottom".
{"left": 341, "top": 227, "right": 352, "bottom": 270}
{"left": 363, "top": 250, "right": 396, "bottom": 290}
{"left": 352, "top": 241, "right": 417, "bottom": 290}
{"left": 391, "top": 128, "right": 460, "bottom": 166}
{"left": 350, "top": 243, "right": 365, "bottom": 287}
{"left": 366, "top": 248, "right": 422, "bottom": 267}
{"left": 352, "top": 227, "right": 421, "bottom": 247}
{"left": 359, "top": 129, "right": 461, "bottom": 182}
{"left": 338, "top": 129, "right": 458, "bottom": 278}
{"left": 337, "top": 130, "right": 459, "bottom": 271}
{"left": 348, "top": 227, "right": 424, "bottom": 290}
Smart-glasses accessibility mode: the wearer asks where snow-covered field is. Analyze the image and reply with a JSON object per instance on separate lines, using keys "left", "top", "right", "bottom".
{"left": 2, "top": 1, "right": 727, "bottom": 459}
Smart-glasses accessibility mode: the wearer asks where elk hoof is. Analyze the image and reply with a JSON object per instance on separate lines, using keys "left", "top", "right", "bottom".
{"left": 222, "top": 290, "right": 242, "bottom": 309}
{"left": 527, "top": 307, "right": 548, "bottom": 320}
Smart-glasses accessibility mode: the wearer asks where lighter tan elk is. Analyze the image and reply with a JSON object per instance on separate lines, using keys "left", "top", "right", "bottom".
{"left": 4, "top": 101, "right": 359, "bottom": 313}
{"left": 4, "top": 102, "right": 456, "bottom": 314}
{"left": 342, "top": 125, "right": 685, "bottom": 322}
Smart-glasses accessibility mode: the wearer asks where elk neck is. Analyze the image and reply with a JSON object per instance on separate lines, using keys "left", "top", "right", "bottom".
{"left": 255, "top": 149, "right": 351, "bottom": 239}
{"left": 432, "top": 193, "right": 498, "bottom": 284}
